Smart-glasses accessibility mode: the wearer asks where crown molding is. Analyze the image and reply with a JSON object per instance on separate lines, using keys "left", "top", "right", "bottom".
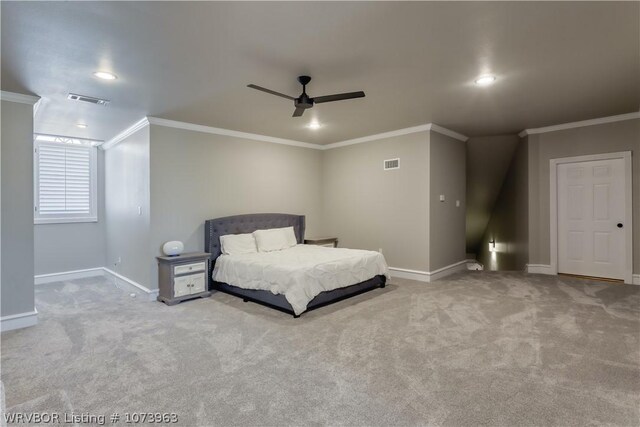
{"left": 322, "top": 125, "right": 431, "bottom": 150}
{"left": 429, "top": 124, "right": 469, "bottom": 143}
{"left": 0, "top": 90, "right": 40, "bottom": 105}
{"left": 322, "top": 123, "right": 468, "bottom": 150}
{"left": 146, "top": 116, "right": 322, "bottom": 150}
{"left": 519, "top": 111, "right": 640, "bottom": 137}
{"left": 102, "top": 116, "right": 469, "bottom": 151}
{"left": 33, "top": 98, "right": 42, "bottom": 117}
{"left": 100, "top": 117, "right": 150, "bottom": 150}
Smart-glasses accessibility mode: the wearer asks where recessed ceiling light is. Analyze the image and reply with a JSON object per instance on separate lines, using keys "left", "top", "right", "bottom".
{"left": 93, "top": 71, "right": 118, "bottom": 80}
{"left": 307, "top": 121, "right": 321, "bottom": 130}
{"left": 76, "top": 123, "right": 88, "bottom": 129}
{"left": 475, "top": 75, "right": 496, "bottom": 86}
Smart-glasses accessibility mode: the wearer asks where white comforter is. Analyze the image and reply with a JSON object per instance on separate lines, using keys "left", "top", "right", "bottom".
{"left": 212, "top": 245, "right": 390, "bottom": 315}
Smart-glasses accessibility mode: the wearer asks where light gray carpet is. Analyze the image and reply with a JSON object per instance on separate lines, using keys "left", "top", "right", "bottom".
{"left": 2, "top": 272, "right": 639, "bottom": 426}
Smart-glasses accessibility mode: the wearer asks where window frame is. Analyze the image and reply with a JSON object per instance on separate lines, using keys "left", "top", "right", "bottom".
{"left": 34, "top": 135, "right": 98, "bottom": 225}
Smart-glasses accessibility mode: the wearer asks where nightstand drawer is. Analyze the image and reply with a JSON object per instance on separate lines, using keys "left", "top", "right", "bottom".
{"left": 174, "top": 273, "right": 205, "bottom": 298}
{"left": 174, "top": 261, "right": 206, "bottom": 276}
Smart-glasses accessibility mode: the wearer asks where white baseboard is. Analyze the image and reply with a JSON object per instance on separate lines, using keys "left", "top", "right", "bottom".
{"left": 102, "top": 268, "right": 159, "bottom": 301}
{"left": 1, "top": 309, "right": 38, "bottom": 332}
{"left": 34, "top": 267, "right": 159, "bottom": 301}
{"left": 35, "top": 267, "right": 105, "bottom": 285}
{"left": 389, "top": 260, "right": 468, "bottom": 283}
{"left": 389, "top": 267, "right": 431, "bottom": 282}
{"left": 526, "top": 264, "right": 554, "bottom": 275}
{"left": 429, "top": 260, "right": 469, "bottom": 281}
{"left": 633, "top": 274, "right": 640, "bottom": 285}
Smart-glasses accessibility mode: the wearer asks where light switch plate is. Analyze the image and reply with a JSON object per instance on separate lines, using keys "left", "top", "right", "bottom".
{"left": 439, "top": 195, "right": 445, "bottom": 202}
{"left": 456, "top": 200, "right": 460, "bottom": 207}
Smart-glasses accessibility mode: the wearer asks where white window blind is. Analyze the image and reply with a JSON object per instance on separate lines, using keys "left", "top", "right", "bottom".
{"left": 34, "top": 136, "right": 98, "bottom": 224}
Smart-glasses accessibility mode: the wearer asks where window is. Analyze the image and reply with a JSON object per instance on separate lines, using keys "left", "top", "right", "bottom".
{"left": 34, "top": 135, "right": 98, "bottom": 224}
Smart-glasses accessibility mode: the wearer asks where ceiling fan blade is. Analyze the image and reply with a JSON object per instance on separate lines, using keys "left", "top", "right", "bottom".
{"left": 313, "top": 91, "right": 365, "bottom": 104}
{"left": 247, "top": 84, "right": 295, "bottom": 100}
{"left": 292, "top": 107, "right": 305, "bottom": 117}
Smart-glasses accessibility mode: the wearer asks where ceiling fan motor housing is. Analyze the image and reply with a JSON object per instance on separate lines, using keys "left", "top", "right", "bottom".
{"left": 295, "top": 94, "right": 314, "bottom": 109}
{"left": 295, "top": 76, "right": 313, "bottom": 109}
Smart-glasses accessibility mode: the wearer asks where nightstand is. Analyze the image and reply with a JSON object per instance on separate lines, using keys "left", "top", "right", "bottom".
{"left": 156, "top": 252, "right": 212, "bottom": 305}
{"left": 304, "top": 237, "right": 338, "bottom": 248}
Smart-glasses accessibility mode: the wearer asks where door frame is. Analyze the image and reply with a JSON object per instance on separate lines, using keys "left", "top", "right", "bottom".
{"left": 550, "top": 151, "right": 633, "bottom": 284}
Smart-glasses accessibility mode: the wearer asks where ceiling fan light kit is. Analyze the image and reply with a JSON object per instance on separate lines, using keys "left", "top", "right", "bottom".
{"left": 247, "top": 75, "right": 365, "bottom": 118}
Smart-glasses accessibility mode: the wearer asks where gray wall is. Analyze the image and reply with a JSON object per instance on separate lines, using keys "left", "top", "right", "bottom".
{"left": 1, "top": 100, "right": 35, "bottom": 316}
{"left": 147, "top": 124, "right": 325, "bottom": 289}
{"left": 478, "top": 138, "right": 529, "bottom": 271}
{"left": 429, "top": 132, "right": 467, "bottom": 271}
{"left": 528, "top": 119, "right": 640, "bottom": 274}
{"left": 322, "top": 132, "right": 431, "bottom": 271}
{"left": 34, "top": 150, "right": 107, "bottom": 275}
{"left": 104, "top": 126, "right": 152, "bottom": 288}
{"left": 466, "top": 134, "right": 520, "bottom": 254}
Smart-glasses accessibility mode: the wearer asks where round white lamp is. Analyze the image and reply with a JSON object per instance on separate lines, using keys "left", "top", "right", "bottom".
{"left": 162, "top": 240, "right": 184, "bottom": 257}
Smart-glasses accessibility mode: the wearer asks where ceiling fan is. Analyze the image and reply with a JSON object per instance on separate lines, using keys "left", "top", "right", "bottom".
{"left": 247, "top": 76, "right": 365, "bottom": 117}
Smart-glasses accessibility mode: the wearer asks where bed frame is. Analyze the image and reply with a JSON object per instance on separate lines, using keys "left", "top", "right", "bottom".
{"left": 204, "top": 213, "right": 386, "bottom": 318}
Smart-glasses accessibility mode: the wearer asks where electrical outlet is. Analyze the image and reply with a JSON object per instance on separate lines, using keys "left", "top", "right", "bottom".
{"left": 439, "top": 194, "right": 445, "bottom": 202}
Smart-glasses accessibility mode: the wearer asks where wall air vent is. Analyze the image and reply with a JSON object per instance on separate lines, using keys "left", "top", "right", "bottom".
{"left": 67, "top": 93, "right": 110, "bottom": 106}
{"left": 384, "top": 158, "right": 400, "bottom": 170}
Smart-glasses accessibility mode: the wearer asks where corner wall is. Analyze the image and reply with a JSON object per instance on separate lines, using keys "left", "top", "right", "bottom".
{"left": 1, "top": 99, "right": 36, "bottom": 319}
{"left": 104, "top": 126, "right": 152, "bottom": 288}
{"left": 322, "top": 131, "right": 431, "bottom": 271}
{"left": 429, "top": 132, "right": 467, "bottom": 271}
{"left": 322, "top": 129, "right": 467, "bottom": 275}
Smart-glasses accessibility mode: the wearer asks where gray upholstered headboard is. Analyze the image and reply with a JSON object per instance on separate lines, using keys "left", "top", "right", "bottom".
{"left": 205, "top": 213, "right": 305, "bottom": 280}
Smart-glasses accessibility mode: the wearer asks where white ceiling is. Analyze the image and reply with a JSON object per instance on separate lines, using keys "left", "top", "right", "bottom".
{"left": 2, "top": 2, "right": 638, "bottom": 144}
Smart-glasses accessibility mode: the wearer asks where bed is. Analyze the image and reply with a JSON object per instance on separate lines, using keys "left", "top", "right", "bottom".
{"left": 205, "top": 213, "right": 388, "bottom": 317}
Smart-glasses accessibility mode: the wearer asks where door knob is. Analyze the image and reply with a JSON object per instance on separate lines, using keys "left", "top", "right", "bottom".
{"left": 617, "top": 223, "right": 623, "bottom": 228}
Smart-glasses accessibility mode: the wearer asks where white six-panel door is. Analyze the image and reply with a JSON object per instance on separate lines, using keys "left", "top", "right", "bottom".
{"left": 557, "top": 158, "right": 626, "bottom": 280}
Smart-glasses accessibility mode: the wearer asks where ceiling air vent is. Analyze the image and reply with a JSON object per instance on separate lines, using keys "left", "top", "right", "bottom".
{"left": 67, "top": 93, "right": 110, "bottom": 106}
{"left": 384, "top": 158, "right": 400, "bottom": 170}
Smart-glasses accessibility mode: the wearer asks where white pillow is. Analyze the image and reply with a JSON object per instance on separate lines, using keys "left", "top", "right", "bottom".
{"left": 220, "top": 233, "right": 258, "bottom": 256}
{"left": 253, "top": 227, "right": 297, "bottom": 252}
